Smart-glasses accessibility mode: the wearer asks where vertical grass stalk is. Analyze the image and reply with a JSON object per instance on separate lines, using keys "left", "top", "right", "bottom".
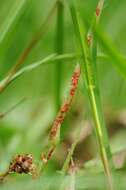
{"left": 55, "top": 0, "right": 64, "bottom": 112}
{"left": 62, "top": 125, "right": 81, "bottom": 174}
{"left": 68, "top": 0, "right": 114, "bottom": 189}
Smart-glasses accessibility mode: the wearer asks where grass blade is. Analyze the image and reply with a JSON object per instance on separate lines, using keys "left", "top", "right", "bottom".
{"left": 62, "top": 126, "right": 81, "bottom": 174}
{"left": 84, "top": 9, "right": 126, "bottom": 79}
{"left": 54, "top": 0, "right": 64, "bottom": 112}
{"left": 95, "top": 26, "right": 126, "bottom": 79}
{"left": 68, "top": 0, "right": 114, "bottom": 189}
{"left": 0, "top": 52, "right": 124, "bottom": 91}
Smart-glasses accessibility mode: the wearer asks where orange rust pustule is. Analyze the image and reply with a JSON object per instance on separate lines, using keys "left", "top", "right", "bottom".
{"left": 96, "top": 7, "right": 100, "bottom": 17}
{"left": 47, "top": 146, "right": 55, "bottom": 161}
{"left": 50, "top": 114, "right": 64, "bottom": 139}
{"left": 61, "top": 103, "right": 70, "bottom": 113}
{"left": 70, "top": 69, "right": 80, "bottom": 96}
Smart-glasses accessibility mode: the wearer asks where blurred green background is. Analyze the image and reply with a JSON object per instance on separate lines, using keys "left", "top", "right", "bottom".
{"left": 0, "top": 0, "right": 126, "bottom": 189}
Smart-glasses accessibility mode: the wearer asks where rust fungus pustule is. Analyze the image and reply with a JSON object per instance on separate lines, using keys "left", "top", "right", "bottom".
{"left": 96, "top": 7, "right": 100, "bottom": 17}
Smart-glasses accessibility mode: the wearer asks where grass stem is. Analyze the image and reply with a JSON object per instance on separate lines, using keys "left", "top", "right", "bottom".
{"left": 54, "top": 0, "right": 64, "bottom": 112}
{"left": 68, "top": 0, "right": 114, "bottom": 189}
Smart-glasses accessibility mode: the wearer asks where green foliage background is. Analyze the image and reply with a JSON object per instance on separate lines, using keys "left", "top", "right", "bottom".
{"left": 0, "top": 0, "right": 126, "bottom": 189}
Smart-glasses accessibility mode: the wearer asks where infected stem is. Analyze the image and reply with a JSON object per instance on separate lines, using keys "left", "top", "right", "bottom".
{"left": 41, "top": 65, "right": 81, "bottom": 166}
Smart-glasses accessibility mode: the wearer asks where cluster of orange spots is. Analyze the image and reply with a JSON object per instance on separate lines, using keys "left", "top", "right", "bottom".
{"left": 50, "top": 66, "right": 81, "bottom": 141}
{"left": 50, "top": 114, "right": 64, "bottom": 139}
{"left": 70, "top": 68, "right": 81, "bottom": 96}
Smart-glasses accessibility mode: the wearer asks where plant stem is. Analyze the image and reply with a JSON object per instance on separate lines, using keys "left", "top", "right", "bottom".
{"left": 62, "top": 126, "right": 81, "bottom": 174}
{"left": 40, "top": 65, "right": 80, "bottom": 168}
{"left": 68, "top": 0, "right": 114, "bottom": 189}
{"left": 0, "top": 97, "right": 26, "bottom": 119}
{"left": 55, "top": 0, "right": 64, "bottom": 112}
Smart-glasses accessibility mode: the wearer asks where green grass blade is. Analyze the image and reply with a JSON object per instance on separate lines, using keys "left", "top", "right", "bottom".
{"left": 62, "top": 127, "right": 81, "bottom": 174}
{"left": 54, "top": 0, "right": 64, "bottom": 112}
{"left": 95, "top": 26, "right": 126, "bottom": 79}
{"left": 0, "top": 53, "right": 77, "bottom": 91}
{"left": 68, "top": 0, "right": 114, "bottom": 189}
{"left": 0, "top": 51, "right": 124, "bottom": 92}
{"left": 84, "top": 11, "right": 126, "bottom": 79}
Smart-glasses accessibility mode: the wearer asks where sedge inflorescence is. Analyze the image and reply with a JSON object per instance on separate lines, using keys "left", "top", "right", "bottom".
{"left": 9, "top": 154, "right": 35, "bottom": 175}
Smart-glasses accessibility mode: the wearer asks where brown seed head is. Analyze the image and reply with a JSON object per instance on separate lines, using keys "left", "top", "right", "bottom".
{"left": 9, "top": 154, "right": 34, "bottom": 174}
